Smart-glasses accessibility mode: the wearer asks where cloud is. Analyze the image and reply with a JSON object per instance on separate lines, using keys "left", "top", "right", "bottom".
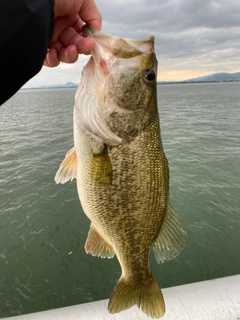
{"left": 25, "top": 0, "right": 240, "bottom": 86}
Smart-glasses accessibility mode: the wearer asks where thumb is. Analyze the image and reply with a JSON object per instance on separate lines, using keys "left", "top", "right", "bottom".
{"left": 79, "top": 0, "right": 102, "bottom": 30}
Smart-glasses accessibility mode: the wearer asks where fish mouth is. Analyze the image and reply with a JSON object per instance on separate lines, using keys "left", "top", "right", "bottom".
{"left": 82, "top": 24, "right": 98, "bottom": 38}
{"left": 83, "top": 25, "right": 155, "bottom": 60}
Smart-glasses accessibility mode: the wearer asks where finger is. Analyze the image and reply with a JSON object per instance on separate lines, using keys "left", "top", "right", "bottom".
{"left": 49, "top": 40, "right": 63, "bottom": 52}
{"left": 75, "top": 37, "right": 95, "bottom": 54}
{"left": 59, "top": 27, "right": 95, "bottom": 54}
{"left": 43, "top": 48, "right": 60, "bottom": 67}
{"left": 79, "top": 0, "right": 102, "bottom": 30}
{"left": 58, "top": 45, "right": 79, "bottom": 64}
{"left": 72, "top": 19, "right": 83, "bottom": 34}
{"left": 50, "top": 15, "right": 80, "bottom": 43}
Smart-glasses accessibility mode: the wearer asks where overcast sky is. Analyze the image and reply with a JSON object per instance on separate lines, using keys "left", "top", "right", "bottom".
{"left": 25, "top": 0, "right": 240, "bottom": 87}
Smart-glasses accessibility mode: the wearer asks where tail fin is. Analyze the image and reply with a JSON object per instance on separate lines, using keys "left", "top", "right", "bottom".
{"left": 108, "top": 275, "right": 165, "bottom": 319}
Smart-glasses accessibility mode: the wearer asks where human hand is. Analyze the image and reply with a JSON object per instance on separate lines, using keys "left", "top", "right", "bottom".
{"left": 44, "top": 0, "right": 101, "bottom": 67}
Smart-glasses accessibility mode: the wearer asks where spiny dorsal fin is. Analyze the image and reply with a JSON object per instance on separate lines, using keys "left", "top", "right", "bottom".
{"left": 54, "top": 147, "right": 77, "bottom": 184}
{"left": 152, "top": 203, "right": 186, "bottom": 264}
{"left": 85, "top": 224, "right": 115, "bottom": 259}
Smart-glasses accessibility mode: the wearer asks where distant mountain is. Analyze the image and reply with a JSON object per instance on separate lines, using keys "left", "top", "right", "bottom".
{"left": 32, "top": 72, "right": 240, "bottom": 89}
{"left": 39, "top": 82, "right": 78, "bottom": 89}
{"left": 185, "top": 72, "right": 240, "bottom": 82}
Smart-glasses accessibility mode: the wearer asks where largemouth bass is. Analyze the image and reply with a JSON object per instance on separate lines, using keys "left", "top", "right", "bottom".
{"left": 55, "top": 25, "right": 186, "bottom": 319}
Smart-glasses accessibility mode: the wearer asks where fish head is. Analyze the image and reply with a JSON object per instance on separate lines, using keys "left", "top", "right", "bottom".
{"left": 75, "top": 25, "right": 158, "bottom": 145}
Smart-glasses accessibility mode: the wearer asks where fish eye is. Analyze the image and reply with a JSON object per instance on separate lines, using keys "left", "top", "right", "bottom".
{"left": 144, "top": 69, "right": 156, "bottom": 81}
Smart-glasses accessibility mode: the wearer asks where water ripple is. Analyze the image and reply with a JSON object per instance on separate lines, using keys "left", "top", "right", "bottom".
{"left": 1, "top": 84, "right": 240, "bottom": 317}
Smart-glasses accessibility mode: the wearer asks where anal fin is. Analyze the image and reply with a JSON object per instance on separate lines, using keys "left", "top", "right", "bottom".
{"left": 152, "top": 203, "right": 186, "bottom": 264}
{"left": 85, "top": 224, "right": 115, "bottom": 259}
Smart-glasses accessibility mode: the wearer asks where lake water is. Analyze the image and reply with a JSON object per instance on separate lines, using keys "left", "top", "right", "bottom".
{"left": 0, "top": 83, "right": 240, "bottom": 318}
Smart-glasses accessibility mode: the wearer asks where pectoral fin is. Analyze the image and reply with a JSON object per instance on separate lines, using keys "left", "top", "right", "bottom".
{"left": 54, "top": 147, "right": 77, "bottom": 184}
{"left": 85, "top": 224, "right": 115, "bottom": 259}
{"left": 152, "top": 203, "right": 186, "bottom": 264}
{"left": 91, "top": 144, "right": 112, "bottom": 185}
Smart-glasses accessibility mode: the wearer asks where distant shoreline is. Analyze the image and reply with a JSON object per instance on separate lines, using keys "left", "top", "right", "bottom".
{"left": 21, "top": 79, "right": 240, "bottom": 90}
{"left": 157, "top": 79, "right": 240, "bottom": 85}
{"left": 21, "top": 86, "right": 78, "bottom": 90}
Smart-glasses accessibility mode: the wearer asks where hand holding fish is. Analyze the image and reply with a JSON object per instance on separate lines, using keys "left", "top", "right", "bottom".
{"left": 44, "top": 0, "right": 102, "bottom": 67}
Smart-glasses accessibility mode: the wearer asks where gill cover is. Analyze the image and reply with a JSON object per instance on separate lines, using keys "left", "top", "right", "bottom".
{"left": 74, "top": 26, "right": 157, "bottom": 145}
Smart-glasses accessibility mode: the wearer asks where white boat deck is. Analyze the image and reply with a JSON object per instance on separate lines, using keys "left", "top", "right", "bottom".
{"left": 2, "top": 274, "right": 240, "bottom": 320}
